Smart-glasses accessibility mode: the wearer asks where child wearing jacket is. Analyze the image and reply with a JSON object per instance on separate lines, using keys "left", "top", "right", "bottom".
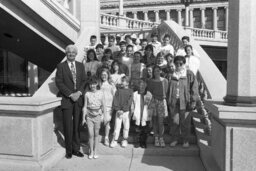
{"left": 132, "top": 80, "right": 153, "bottom": 148}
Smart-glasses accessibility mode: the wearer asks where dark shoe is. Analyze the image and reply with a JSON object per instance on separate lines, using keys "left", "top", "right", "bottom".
{"left": 134, "top": 136, "right": 140, "bottom": 148}
{"left": 72, "top": 151, "right": 84, "bottom": 157}
{"left": 141, "top": 142, "right": 147, "bottom": 148}
{"left": 65, "top": 153, "right": 72, "bottom": 159}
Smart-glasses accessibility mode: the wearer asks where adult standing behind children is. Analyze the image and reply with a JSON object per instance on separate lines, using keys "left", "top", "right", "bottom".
{"left": 184, "top": 45, "right": 200, "bottom": 76}
{"left": 83, "top": 49, "right": 101, "bottom": 79}
{"left": 106, "top": 35, "right": 120, "bottom": 59}
{"left": 149, "top": 33, "right": 161, "bottom": 56}
{"left": 55, "top": 44, "right": 86, "bottom": 159}
{"left": 176, "top": 36, "right": 199, "bottom": 57}
{"left": 160, "top": 34, "right": 174, "bottom": 56}
{"left": 85, "top": 35, "right": 98, "bottom": 51}
{"left": 141, "top": 44, "right": 156, "bottom": 66}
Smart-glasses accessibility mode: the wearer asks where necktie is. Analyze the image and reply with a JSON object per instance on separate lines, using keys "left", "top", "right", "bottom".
{"left": 70, "top": 62, "right": 76, "bottom": 89}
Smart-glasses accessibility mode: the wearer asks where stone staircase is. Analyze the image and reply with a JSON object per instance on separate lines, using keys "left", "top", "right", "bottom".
{"left": 192, "top": 112, "right": 221, "bottom": 171}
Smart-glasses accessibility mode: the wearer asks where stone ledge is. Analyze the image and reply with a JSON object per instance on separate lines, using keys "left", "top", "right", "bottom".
{"left": 0, "top": 147, "right": 65, "bottom": 171}
{"left": 0, "top": 97, "right": 61, "bottom": 115}
{"left": 205, "top": 100, "right": 256, "bottom": 121}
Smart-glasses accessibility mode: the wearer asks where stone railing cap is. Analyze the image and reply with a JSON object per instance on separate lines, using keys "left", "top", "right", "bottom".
{"left": 0, "top": 97, "right": 61, "bottom": 114}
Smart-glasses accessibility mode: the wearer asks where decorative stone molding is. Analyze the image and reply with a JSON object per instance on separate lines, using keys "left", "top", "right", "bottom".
{"left": 42, "top": 0, "right": 80, "bottom": 31}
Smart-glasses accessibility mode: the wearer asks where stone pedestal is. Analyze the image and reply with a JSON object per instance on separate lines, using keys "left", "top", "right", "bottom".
{"left": 0, "top": 97, "right": 64, "bottom": 171}
{"left": 205, "top": 100, "right": 256, "bottom": 171}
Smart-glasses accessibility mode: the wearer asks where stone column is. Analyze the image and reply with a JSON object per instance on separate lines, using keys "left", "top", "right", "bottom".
{"left": 177, "top": 9, "right": 182, "bottom": 25}
{"left": 133, "top": 11, "right": 137, "bottom": 20}
{"left": 213, "top": 7, "right": 218, "bottom": 30}
{"left": 155, "top": 10, "right": 159, "bottom": 23}
{"left": 224, "top": 0, "right": 256, "bottom": 106}
{"left": 143, "top": 11, "right": 148, "bottom": 21}
{"left": 207, "top": 1, "right": 256, "bottom": 171}
{"left": 189, "top": 8, "right": 194, "bottom": 28}
{"left": 27, "top": 62, "right": 38, "bottom": 95}
{"left": 225, "top": 6, "right": 229, "bottom": 31}
{"left": 104, "top": 34, "right": 109, "bottom": 46}
{"left": 166, "top": 9, "right": 170, "bottom": 21}
{"left": 71, "top": 0, "right": 78, "bottom": 19}
{"left": 185, "top": 6, "right": 189, "bottom": 27}
{"left": 200, "top": 7, "right": 205, "bottom": 29}
{"left": 119, "top": 0, "right": 124, "bottom": 16}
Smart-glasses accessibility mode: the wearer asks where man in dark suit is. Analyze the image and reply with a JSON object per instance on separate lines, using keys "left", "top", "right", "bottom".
{"left": 55, "top": 44, "right": 86, "bottom": 159}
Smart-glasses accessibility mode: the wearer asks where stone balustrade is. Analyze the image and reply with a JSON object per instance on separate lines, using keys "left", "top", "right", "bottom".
{"left": 185, "top": 27, "right": 228, "bottom": 40}
{"left": 101, "top": 28, "right": 153, "bottom": 45}
{"left": 100, "top": 13, "right": 158, "bottom": 29}
{"left": 219, "top": 30, "right": 228, "bottom": 39}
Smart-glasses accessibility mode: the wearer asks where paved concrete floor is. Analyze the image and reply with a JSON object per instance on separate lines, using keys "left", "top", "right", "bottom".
{"left": 49, "top": 144, "right": 205, "bottom": 171}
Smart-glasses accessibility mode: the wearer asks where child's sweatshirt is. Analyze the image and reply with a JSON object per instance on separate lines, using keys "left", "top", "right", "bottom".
{"left": 113, "top": 88, "right": 133, "bottom": 112}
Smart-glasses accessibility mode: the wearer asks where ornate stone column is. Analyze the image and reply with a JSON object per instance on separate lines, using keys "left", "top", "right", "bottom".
{"left": 166, "top": 9, "right": 170, "bottom": 21}
{"left": 177, "top": 9, "right": 182, "bottom": 25}
{"left": 155, "top": 10, "right": 159, "bottom": 23}
{"left": 200, "top": 7, "right": 205, "bottom": 29}
{"left": 189, "top": 8, "right": 194, "bottom": 28}
{"left": 213, "top": 7, "right": 218, "bottom": 30}
{"left": 225, "top": 6, "right": 229, "bottom": 31}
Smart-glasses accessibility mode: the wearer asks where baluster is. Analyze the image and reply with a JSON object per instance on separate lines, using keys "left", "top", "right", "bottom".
{"left": 104, "top": 34, "right": 109, "bottom": 46}
{"left": 106, "top": 16, "right": 109, "bottom": 25}
{"left": 111, "top": 17, "right": 113, "bottom": 26}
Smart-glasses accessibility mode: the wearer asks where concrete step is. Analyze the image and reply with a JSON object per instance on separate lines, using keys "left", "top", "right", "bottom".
{"left": 80, "top": 143, "right": 200, "bottom": 157}
{"left": 79, "top": 130, "right": 197, "bottom": 144}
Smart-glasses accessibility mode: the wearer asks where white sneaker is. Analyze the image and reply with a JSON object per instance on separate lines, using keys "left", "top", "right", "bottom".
{"left": 121, "top": 140, "right": 128, "bottom": 148}
{"left": 182, "top": 142, "right": 190, "bottom": 148}
{"left": 170, "top": 141, "right": 178, "bottom": 147}
{"left": 110, "top": 140, "right": 118, "bottom": 148}
{"left": 159, "top": 138, "right": 165, "bottom": 148}
{"left": 104, "top": 138, "right": 109, "bottom": 146}
{"left": 154, "top": 137, "right": 160, "bottom": 147}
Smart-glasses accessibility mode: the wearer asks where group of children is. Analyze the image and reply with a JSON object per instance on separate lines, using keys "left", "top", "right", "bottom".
{"left": 81, "top": 33, "right": 207, "bottom": 159}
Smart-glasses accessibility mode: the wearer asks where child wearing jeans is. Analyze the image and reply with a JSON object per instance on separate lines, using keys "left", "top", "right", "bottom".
{"left": 110, "top": 76, "right": 133, "bottom": 148}
{"left": 147, "top": 65, "right": 168, "bottom": 147}
{"left": 99, "top": 68, "right": 116, "bottom": 146}
{"left": 82, "top": 78, "right": 106, "bottom": 159}
{"left": 132, "top": 80, "right": 153, "bottom": 148}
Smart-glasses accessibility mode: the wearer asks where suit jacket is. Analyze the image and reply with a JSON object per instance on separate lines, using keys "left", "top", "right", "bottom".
{"left": 55, "top": 60, "right": 86, "bottom": 109}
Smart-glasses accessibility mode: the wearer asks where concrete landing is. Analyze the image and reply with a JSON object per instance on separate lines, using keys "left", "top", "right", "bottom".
{"left": 49, "top": 144, "right": 205, "bottom": 171}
